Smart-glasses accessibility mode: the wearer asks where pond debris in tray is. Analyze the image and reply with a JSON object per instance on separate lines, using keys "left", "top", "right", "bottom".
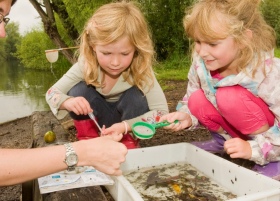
{"left": 145, "top": 171, "right": 180, "bottom": 186}
{"left": 124, "top": 162, "right": 237, "bottom": 201}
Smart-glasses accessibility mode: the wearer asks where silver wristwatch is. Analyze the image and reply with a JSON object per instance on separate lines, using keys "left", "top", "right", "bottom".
{"left": 64, "top": 143, "right": 78, "bottom": 171}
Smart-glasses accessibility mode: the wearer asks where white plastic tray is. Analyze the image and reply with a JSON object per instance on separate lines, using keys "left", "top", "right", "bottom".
{"left": 105, "top": 143, "right": 280, "bottom": 201}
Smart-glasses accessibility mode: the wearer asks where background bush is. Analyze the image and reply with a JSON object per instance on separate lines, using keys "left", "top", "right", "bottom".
{"left": 2, "top": 0, "right": 280, "bottom": 69}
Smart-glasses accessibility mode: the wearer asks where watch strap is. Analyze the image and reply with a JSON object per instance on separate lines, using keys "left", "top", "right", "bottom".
{"left": 64, "top": 143, "right": 78, "bottom": 171}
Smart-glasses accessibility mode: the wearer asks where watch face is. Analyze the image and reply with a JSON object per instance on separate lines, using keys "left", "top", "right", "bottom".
{"left": 66, "top": 153, "right": 78, "bottom": 166}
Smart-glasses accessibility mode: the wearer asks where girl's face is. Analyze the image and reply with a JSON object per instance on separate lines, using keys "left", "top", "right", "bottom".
{"left": 193, "top": 10, "right": 240, "bottom": 75}
{"left": 194, "top": 35, "right": 240, "bottom": 74}
{"left": 93, "top": 36, "right": 136, "bottom": 78}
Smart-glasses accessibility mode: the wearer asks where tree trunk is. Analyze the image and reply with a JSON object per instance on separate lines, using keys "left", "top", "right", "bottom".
{"left": 28, "top": 0, "right": 77, "bottom": 64}
{"left": 51, "top": 0, "right": 80, "bottom": 42}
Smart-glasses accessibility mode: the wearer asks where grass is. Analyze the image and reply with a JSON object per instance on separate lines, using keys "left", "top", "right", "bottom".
{"left": 155, "top": 48, "right": 280, "bottom": 90}
{"left": 154, "top": 54, "right": 190, "bottom": 90}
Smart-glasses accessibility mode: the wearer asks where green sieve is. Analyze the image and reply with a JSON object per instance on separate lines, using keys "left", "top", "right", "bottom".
{"left": 132, "top": 120, "right": 178, "bottom": 139}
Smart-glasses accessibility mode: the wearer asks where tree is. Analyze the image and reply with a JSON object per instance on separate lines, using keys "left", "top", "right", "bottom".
{"left": 15, "top": 28, "right": 66, "bottom": 69}
{"left": 29, "top": 0, "right": 78, "bottom": 64}
{"left": 27, "top": 0, "right": 193, "bottom": 64}
{"left": 0, "top": 38, "right": 7, "bottom": 61}
{"left": 63, "top": 0, "right": 111, "bottom": 31}
{"left": 141, "top": 0, "right": 192, "bottom": 60}
{"left": 5, "top": 22, "right": 21, "bottom": 60}
{"left": 28, "top": 0, "right": 111, "bottom": 64}
{"left": 261, "top": 0, "right": 280, "bottom": 47}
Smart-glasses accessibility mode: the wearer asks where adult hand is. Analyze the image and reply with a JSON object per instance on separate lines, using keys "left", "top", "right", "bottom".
{"left": 159, "top": 111, "right": 192, "bottom": 131}
{"left": 75, "top": 134, "right": 127, "bottom": 176}
{"left": 224, "top": 138, "right": 252, "bottom": 159}
{"left": 61, "top": 97, "right": 93, "bottom": 115}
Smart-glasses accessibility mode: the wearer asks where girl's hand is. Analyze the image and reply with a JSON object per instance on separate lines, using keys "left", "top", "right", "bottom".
{"left": 102, "top": 122, "right": 129, "bottom": 136}
{"left": 159, "top": 111, "right": 192, "bottom": 131}
{"left": 224, "top": 138, "right": 252, "bottom": 159}
{"left": 61, "top": 97, "right": 93, "bottom": 115}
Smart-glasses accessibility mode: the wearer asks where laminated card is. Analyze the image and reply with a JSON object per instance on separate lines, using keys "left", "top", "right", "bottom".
{"left": 38, "top": 166, "right": 114, "bottom": 194}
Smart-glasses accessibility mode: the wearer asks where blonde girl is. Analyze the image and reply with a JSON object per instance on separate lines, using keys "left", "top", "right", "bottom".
{"left": 160, "top": 0, "right": 280, "bottom": 180}
{"left": 46, "top": 1, "right": 168, "bottom": 149}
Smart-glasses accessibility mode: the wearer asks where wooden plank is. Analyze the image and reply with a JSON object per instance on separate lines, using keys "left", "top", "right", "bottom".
{"left": 42, "top": 186, "right": 108, "bottom": 201}
{"left": 31, "top": 111, "right": 108, "bottom": 201}
{"left": 32, "top": 111, "right": 69, "bottom": 146}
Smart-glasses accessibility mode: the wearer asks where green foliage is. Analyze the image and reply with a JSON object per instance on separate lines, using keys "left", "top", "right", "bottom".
{"left": 140, "top": 0, "right": 193, "bottom": 61}
{"left": 15, "top": 28, "right": 70, "bottom": 69}
{"left": 261, "top": 0, "right": 280, "bottom": 47}
{"left": 5, "top": 23, "right": 21, "bottom": 60}
{"left": 0, "top": 38, "right": 7, "bottom": 61}
{"left": 52, "top": 0, "right": 193, "bottom": 64}
{"left": 2, "top": 22, "right": 21, "bottom": 60}
{"left": 275, "top": 48, "right": 280, "bottom": 58}
{"left": 55, "top": 14, "right": 76, "bottom": 47}
{"left": 63, "top": 0, "right": 111, "bottom": 33}
{"left": 11, "top": 0, "right": 280, "bottom": 72}
{"left": 62, "top": 0, "right": 192, "bottom": 61}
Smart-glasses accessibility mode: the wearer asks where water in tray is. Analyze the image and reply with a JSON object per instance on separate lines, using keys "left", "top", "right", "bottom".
{"left": 124, "top": 162, "right": 237, "bottom": 201}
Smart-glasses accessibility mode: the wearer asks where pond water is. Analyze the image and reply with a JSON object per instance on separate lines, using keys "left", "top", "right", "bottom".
{"left": 0, "top": 61, "right": 67, "bottom": 124}
{"left": 125, "top": 162, "right": 237, "bottom": 201}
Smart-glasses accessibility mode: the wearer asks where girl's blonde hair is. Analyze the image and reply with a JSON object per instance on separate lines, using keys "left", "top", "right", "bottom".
{"left": 183, "top": 0, "right": 276, "bottom": 76}
{"left": 79, "top": 1, "right": 155, "bottom": 92}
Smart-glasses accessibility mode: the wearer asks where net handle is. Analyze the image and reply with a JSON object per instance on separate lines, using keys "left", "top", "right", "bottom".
{"left": 45, "top": 46, "right": 79, "bottom": 53}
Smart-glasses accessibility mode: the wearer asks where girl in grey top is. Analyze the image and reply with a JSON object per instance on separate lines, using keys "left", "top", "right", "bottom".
{"left": 46, "top": 1, "right": 168, "bottom": 149}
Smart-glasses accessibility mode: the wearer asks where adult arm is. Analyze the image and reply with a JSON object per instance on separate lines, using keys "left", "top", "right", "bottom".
{"left": 0, "top": 135, "right": 127, "bottom": 186}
